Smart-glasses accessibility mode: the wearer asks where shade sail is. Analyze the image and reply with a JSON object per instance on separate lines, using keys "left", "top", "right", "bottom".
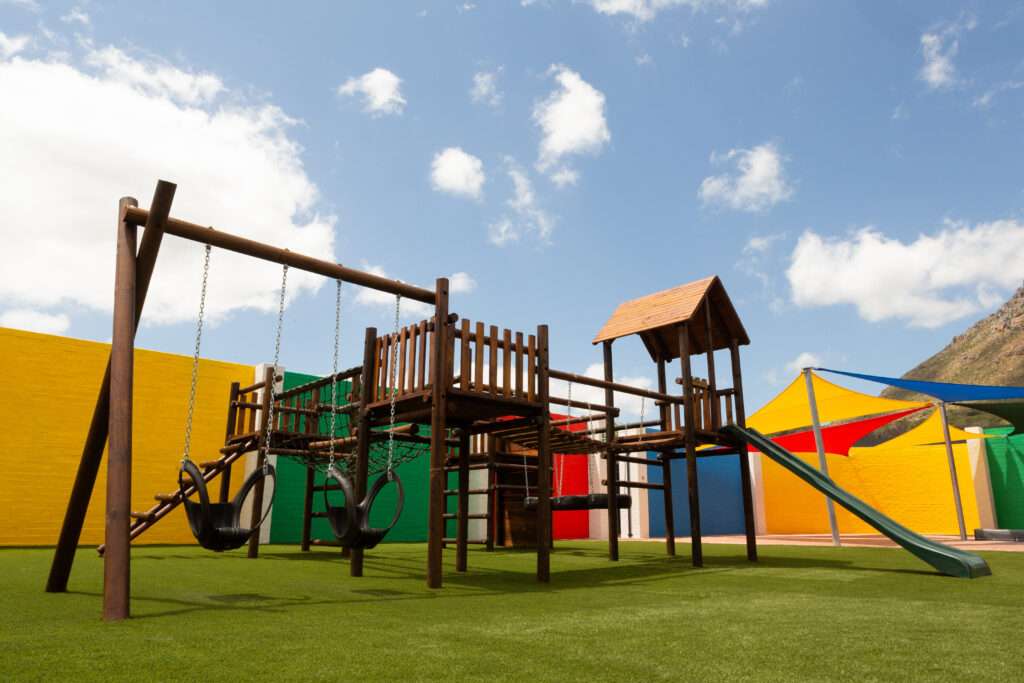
{"left": 816, "top": 368, "right": 1024, "bottom": 402}
{"left": 953, "top": 400, "right": 1024, "bottom": 436}
{"left": 747, "top": 372, "right": 928, "bottom": 435}
{"left": 761, "top": 406, "right": 927, "bottom": 457}
{"left": 872, "top": 410, "right": 988, "bottom": 450}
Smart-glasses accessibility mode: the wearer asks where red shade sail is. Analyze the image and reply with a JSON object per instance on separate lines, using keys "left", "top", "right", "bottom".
{"left": 752, "top": 406, "right": 927, "bottom": 457}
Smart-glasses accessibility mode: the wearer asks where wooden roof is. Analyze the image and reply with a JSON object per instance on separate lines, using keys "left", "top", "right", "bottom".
{"left": 592, "top": 276, "right": 749, "bottom": 361}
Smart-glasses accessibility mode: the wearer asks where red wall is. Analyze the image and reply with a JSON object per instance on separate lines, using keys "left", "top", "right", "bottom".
{"left": 552, "top": 414, "right": 590, "bottom": 540}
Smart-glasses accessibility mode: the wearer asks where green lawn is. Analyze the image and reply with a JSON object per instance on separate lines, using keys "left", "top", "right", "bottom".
{"left": 2, "top": 541, "right": 1023, "bottom": 681}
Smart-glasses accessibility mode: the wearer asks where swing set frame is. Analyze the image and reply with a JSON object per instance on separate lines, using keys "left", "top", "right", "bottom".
{"left": 44, "top": 180, "right": 469, "bottom": 621}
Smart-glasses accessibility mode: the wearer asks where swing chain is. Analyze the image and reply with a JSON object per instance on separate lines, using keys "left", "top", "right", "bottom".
{"left": 328, "top": 279, "right": 341, "bottom": 470}
{"left": 182, "top": 244, "right": 212, "bottom": 464}
{"left": 386, "top": 293, "right": 401, "bottom": 473}
{"left": 262, "top": 264, "right": 288, "bottom": 470}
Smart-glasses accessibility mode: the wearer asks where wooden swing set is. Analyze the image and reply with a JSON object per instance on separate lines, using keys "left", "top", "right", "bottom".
{"left": 46, "top": 180, "right": 759, "bottom": 622}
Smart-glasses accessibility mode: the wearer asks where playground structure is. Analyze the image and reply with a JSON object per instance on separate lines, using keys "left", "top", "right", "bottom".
{"left": 44, "top": 180, "right": 992, "bottom": 622}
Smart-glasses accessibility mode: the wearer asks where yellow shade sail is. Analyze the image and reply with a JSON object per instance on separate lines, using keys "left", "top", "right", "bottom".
{"left": 747, "top": 372, "right": 929, "bottom": 435}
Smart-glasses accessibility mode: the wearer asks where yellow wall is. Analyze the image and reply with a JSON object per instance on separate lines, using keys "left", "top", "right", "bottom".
{"left": 761, "top": 444, "right": 982, "bottom": 535}
{"left": 0, "top": 327, "right": 253, "bottom": 546}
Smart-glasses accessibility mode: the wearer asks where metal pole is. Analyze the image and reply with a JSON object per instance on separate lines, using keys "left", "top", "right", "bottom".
{"left": 938, "top": 401, "right": 968, "bottom": 541}
{"left": 803, "top": 368, "right": 840, "bottom": 546}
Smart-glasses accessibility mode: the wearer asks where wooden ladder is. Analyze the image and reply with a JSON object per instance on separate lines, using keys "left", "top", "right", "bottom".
{"left": 96, "top": 438, "right": 256, "bottom": 555}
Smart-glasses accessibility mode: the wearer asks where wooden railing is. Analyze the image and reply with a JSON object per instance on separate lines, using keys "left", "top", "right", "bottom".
{"left": 225, "top": 368, "right": 361, "bottom": 442}
{"left": 453, "top": 320, "right": 538, "bottom": 400}
{"left": 371, "top": 317, "right": 541, "bottom": 404}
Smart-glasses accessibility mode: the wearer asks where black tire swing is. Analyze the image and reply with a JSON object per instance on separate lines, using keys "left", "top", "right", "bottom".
{"left": 176, "top": 245, "right": 278, "bottom": 552}
{"left": 522, "top": 381, "right": 631, "bottom": 513}
{"left": 320, "top": 279, "right": 405, "bottom": 550}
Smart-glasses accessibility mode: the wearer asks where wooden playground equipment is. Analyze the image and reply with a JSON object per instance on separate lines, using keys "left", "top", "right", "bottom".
{"left": 46, "top": 180, "right": 760, "bottom": 621}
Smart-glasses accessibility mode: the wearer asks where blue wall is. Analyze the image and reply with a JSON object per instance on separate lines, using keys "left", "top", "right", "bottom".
{"left": 646, "top": 451, "right": 746, "bottom": 537}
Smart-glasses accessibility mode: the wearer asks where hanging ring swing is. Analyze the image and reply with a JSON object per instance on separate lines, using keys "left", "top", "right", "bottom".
{"left": 177, "top": 246, "right": 278, "bottom": 552}
{"left": 322, "top": 288, "right": 405, "bottom": 549}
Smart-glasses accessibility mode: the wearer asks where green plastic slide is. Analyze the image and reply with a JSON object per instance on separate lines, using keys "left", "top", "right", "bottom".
{"left": 721, "top": 425, "right": 991, "bottom": 579}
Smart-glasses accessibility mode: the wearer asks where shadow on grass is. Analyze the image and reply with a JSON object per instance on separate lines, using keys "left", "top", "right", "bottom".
{"left": 100, "top": 542, "right": 942, "bottom": 620}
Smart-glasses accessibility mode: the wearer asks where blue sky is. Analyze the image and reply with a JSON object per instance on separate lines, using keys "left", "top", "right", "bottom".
{"left": 1, "top": 0, "right": 1023, "bottom": 414}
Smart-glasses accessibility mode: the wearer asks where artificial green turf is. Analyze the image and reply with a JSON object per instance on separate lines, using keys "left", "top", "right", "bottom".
{"left": 2, "top": 541, "right": 1023, "bottom": 681}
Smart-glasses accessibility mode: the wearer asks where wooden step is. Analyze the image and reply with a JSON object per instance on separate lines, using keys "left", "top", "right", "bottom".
{"left": 130, "top": 511, "right": 155, "bottom": 522}
{"left": 154, "top": 493, "right": 177, "bottom": 503}
{"left": 442, "top": 537, "right": 488, "bottom": 545}
{"left": 443, "top": 488, "right": 491, "bottom": 495}
{"left": 441, "top": 513, "right": 489, "bottom": 520}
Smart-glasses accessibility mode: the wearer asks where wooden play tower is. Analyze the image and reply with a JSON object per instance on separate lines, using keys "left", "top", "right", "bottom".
{"left": 45, "top": 181, "right": 761, "bottom": 623}
{"left": 591, "top": 276, "right": 758, "bottom": 565}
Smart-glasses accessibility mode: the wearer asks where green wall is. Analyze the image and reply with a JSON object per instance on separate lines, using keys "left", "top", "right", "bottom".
{"left": 984, "top": 427, "right": 1024, "bottom": 529}
{"left": 268, "top": 371, "right": 431, "bottom": 544}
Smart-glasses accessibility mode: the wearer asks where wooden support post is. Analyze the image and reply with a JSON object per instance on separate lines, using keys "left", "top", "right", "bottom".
{"left": 704, "top": 302, "right": 720, "bottom": 430}
{"left": 247, "top": 365, "right": 275, "bottom": 559}
{"left": 485, "top": 436, "right": 496, "bottom": 552}
{"left": 103, "top": 198, "right": 138, "bottom": 621}
{"left": 456, "top": 429, "right": 470, "bottom": 572}
{"left": 427, "top": 278, "right": 450, "bottom": 588}
{"left": 301, "top": 466, "right": 315, "bottom": 552}
{"left": 730, "top": 339, "right": 757, "bottom": 562}
{"left": 657, "top": 361, "right": 676, "bottom": 556}
{"left": 220, "top": 381, "right": 240, "bottom": 503}
{"left": 47, "top": 181, "right": 175, "bottom": 595}
{"left": 602, "top": 340, "right": 620, "bottom": 561}
{"left": 352, "top": 327, "right": 377, "bottom": 576}
{"left": 536, "top": 325, "right": 552, "bottom": 582}
{"left": 678, "top": 323, "right": 703, "bottom": 568}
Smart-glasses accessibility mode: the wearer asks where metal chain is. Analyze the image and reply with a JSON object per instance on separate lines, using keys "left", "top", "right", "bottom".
{"left": 261, "top": 264, "right": 288, "bottom": 470}
{"left": 557, "top": 382, "right": 572, "bottom": 496}
{"left": 328, "top": 279, "right": 341, "bottom": 470}
{"left": 182, "top": 244, "right": 212, "bottom": 463}
{"left": 386, "top": 293, "right": 401, "bottom": 473}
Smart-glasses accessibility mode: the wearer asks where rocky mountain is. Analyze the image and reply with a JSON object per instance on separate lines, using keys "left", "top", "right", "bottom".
{"left": 876, "top": 284, "right": 1024, "bottom": 434}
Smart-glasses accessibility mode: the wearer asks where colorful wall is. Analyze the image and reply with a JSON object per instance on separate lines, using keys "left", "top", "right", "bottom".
{"left": 759, "top": 444, "right": 982, "bottom": 535}
{"left": 984, "top": 427, "right": 1024, "bottom": 529}
{"left": 267, "top": 369, "right": 432, "bottom": 545}
{"left": 647, "top": 453, "right": 746, "bottom": 537}
{"left": 0, "top": 326, "right": 253, "bottom": 546}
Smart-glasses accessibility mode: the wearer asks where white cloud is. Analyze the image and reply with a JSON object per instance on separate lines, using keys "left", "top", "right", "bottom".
{"left": 736, "top": 233, "right": 786, "bottom": 310}
{"left": 549, "top": 167, "right": 579, "bottom": 188}
{"left": 338, "top": 67, "right": 406, "bottom": 116}
{"left": 635, "top": 53, "right": 653, "bottom": 66}
{"left": 488, "top": 160, "right": 555, "bottom": 246}
{"left": 973, "top": 80, "right": 1024, "bottom": 109}
{"left": 784, "top": 352, "right": 821, "bottom": 375}
{"left": 787, "top": 220, "right": 1024, "bottom": 328}
{"left": 0, "top": 32, "right": 31, "bottom": 59}
{"left": 354, "top": 265, "right": 475, "bottom": 319}
{"left": 0, "top": 308, "right": 70, "bottom": 335}
{"left": 744, "top": 233, "right": 785, "bottom": 253}
{"left": 458, "top": 2, "right": 477, "bottom": 12}
{"left": 60, "top": 7, "right": 90, "bottom": 25}
{"left": 470, "top": 69, "right": 502, "bottom": 107}
{"left": 488, "top": 217, "right": 519, "bottom": 247}
{"left": 430, "top": 147, "right": 485, "bottom": 200}
{"left": 0, "top": 48, "right": 335, "bottom": 327}
{"left": 85, "top": 46, "right": 223, "bottom": 105}
{"left": 891, "top": 103, "right": 909, "bottom": 120}
{"left": 919, "top": 16, "right": 976, "bottom": 90}
{"left": 450, "top": 272, "right": 477, "bottom": 294}
{"left": 533, "top": 65, "right": 610, "bottom": 180}
{"left": 588, "top": 0, "right": 768, "bottom": 23}
{"left": 699, "top": 142, "right": 793, "bottom": 212}
{"left": 551, "top": 362, "right": 655, "bottom": 420}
